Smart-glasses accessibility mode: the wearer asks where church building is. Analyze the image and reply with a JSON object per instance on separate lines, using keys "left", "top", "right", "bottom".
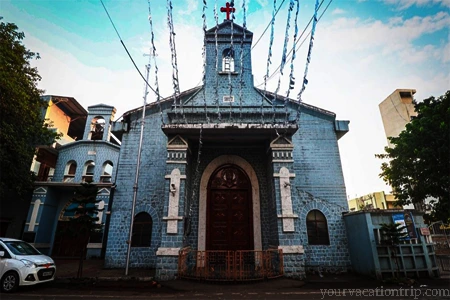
{"left": 105, "top": 17, "right": 351, "bottom": 280}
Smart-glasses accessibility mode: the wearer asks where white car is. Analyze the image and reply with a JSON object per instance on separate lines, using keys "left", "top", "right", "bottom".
{"left": 0, "top": 238, "right": 56, "bottom": 292}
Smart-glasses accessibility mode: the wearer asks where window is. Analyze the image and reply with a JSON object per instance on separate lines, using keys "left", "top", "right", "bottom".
{"left": 100, "top": 161, "right": 113, "bottom": 183}
{"left": 90, "top": 117, "right": 105, "bottom": 140}
{"left": 306, "top": 210, "right": 330, "bottom": 245}
{"left": 131, "top": 212, "right": 152, "bottom": 247}
{"left": 222, "top": 48, "right": 235, "bottom": 72}
{"left": 64, "top": 161, "right": 77, "bottom": 182}
{"left": 82, "top": 161, "right": 95, "bottom": 183}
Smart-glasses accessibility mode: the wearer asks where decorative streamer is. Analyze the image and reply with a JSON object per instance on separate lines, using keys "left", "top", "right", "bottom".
{"left": 166, "top": 0, "right": 183, "bottom": 122}
{"left": 284, "top": 0, "right": 299, "bottom": 124}
{"left": 280, "top": 0, "right": 295, "bottom": 76}
{"left": 214, "top": 0, "right": 221, "bottom": 122}
{"left": 238, "top": 0, "right": 247, "bottom": 120}
{"left": 185, "top": 124, "right": 203, "bottom": 240}
{"left": 147, "top": 1, "right": 164, "bottom": 125}
{"left": 262, "top": 0, "right": 277, "bottom": 125}
{"left": 201, "top": 0, "right": 210, "bottom": 124}
{"left": 228, "top": 0, "right": 236, "bottom": 123}
{"left": 297, "top": 0, "right": 319, "bottom": 105}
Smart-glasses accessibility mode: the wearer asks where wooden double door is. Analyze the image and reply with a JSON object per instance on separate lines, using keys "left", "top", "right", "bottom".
{"left": 206, "top": 164, "right": 254, "bottom": 251}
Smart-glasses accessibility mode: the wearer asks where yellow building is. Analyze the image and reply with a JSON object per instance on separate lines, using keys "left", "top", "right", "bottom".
{"left": 348, "top": 191, "right": 400, "bottom": 211}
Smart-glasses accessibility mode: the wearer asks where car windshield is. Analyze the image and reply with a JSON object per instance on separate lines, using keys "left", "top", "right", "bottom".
{"left": 4, "top": 241, "right": 41, "bottom": 255}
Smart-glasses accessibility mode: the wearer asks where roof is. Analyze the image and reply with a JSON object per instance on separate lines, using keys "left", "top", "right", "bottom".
{"left": 42, "top": 95, "right": 87, "bottom": 138}
{"left": 122, "top": 86, "right": 203, "bottom": 119}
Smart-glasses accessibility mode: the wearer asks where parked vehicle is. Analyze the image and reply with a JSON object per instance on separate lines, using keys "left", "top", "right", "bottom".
{"left": 0, "top": 238, "right": 56, "bottom": 292}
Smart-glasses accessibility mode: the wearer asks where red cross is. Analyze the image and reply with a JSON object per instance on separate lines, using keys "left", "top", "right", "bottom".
{"left": 220, "top": 2, "right": 235, "bottom": 20}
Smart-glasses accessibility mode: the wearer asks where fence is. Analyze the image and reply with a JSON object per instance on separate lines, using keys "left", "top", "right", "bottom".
{"left": 178, "top": 248, "right": 283, "bottom": 281}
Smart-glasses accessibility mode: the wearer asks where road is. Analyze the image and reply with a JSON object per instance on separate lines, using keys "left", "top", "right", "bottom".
{"left": 2, "top": 281, "right": 450, "bottom": 300}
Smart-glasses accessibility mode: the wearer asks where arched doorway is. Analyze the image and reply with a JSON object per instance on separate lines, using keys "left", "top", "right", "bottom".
{"left": 206, "top": 164, "right": 253, "bottom": 251}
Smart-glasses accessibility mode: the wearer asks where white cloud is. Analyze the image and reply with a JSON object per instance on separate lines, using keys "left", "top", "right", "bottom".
{"left": 331, "top": 8, "right": 346, "bottom": 15}
{"left": 384, "top": 0, "right": 450, "bottom": 10}
{"left": 21, "top": 2, "right": 449, "bottom": 198}
{"left": 178, "top": 0, "right": 199, "bottom": 16}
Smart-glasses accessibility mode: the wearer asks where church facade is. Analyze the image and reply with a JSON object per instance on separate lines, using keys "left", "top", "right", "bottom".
{"left": 105, "top": 20, "right": 351, "bottom": 280}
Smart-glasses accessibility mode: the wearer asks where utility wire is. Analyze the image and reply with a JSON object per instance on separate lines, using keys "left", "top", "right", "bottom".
{"left": 257, "top": 0, "right": 332, "bottom": 87}
{"left": 100, "top": 0, "right": 163, "bottom": 100}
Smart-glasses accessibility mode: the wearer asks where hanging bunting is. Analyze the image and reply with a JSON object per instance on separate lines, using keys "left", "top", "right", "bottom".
{"left": 238, "top": 0, "right": 247, "bottom": 120}
{"left": 228, "top": 0, "right": 236, "bottom": 122}
{"left": 284, "top": 0, "right": 299, "bottom": 124}
{"left": 147, "top": 0, "right": 164, "bottom": 125}
{"left": 262, "top": 0, "right": 278, "bottom": 124}
{"left": 297, "top": 0, "right": 319, "bottom": 104}
{"left": 280, "top": 0, "right": 295, "bottom": 76}
{"left": 166, "top": 0, "right": 184, "bottom": 122}
{"left": 214, "top": 0, "right": 221, "bottom": 122}
{"left": 201, "top": 0, "right": 210, "bottom": 123}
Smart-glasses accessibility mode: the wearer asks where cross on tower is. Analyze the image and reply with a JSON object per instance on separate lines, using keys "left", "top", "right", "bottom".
{"left": 220, "top": 2, "right": 236, "bottom": 20}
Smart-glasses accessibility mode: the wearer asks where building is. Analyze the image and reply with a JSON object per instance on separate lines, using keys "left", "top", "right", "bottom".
{"left": 0, "top": 96, "right": 87, "bottom": 238}
{"left": 105, "top": 19, "right": 351, "bottom": 280}
{"left": 379, "top": 89, "right": 417, "bottom": 148}
{"left": 348, "top": 191, "right": 400, "bottom": 211}
{"left": 343, "top": 209, "right": 439, "bottom": 279}
{"left": 23, "top": 102, "right": 120, "bottom": 259}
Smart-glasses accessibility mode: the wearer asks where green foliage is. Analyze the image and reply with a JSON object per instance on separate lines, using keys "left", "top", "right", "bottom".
{"left": 0, "top": 18, "right": 58, "bottom": 199}
{"left": 380, "top": 223, "right": 409, "bottom": 246}
{"left": 376, "top": 91, "right": 450, "bottom": 223}
{"left": 66, "top": 183, "right": 104, "bottom": 237}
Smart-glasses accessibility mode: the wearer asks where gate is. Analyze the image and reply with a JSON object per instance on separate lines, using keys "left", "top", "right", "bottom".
{"left": 178, "top": 248, "right": 283, "bottom": 281}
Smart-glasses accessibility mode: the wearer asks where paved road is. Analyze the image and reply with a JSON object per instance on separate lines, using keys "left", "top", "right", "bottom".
{"left": 2, "top": 281, "right": 450, "bottom": 300}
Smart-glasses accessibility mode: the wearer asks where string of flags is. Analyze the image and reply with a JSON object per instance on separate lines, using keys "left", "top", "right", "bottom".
{"left": 297, "top": 0, "right": 320, "bottom": 104}
{"left": 262, "top": 0, "right": 278, "bottom": 124}
{"left": 147, "top": 0, "right": 164, "bottom": 125}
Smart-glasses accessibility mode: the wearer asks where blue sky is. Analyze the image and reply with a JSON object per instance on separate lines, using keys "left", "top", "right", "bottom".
{"left": 2, "top": 0, "right": 449, "bottom": 199}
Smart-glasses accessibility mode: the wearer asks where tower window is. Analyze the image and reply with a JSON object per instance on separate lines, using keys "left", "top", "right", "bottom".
{"left": 90, "top": 117, "right": 105, "bottom": 140}
{"left": 222, "top": 48, "right": 235, "bottom": 72}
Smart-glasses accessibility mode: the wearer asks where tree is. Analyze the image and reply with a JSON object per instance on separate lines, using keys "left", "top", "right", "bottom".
{"left": 376, "top": 91, "right": 450, "bottom": 223}
{"left": 0, "top": 18, "right": 58, "bottom": 199}
{"left": 65, "top": 183, "right": 103, "bottom": 278}
{"left": 380, "top": 223, "right": 409, "bottom": 278}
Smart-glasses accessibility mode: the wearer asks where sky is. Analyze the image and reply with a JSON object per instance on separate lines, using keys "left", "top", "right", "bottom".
{"left": 2, "top": 0, "right": 449, "bottom": 200}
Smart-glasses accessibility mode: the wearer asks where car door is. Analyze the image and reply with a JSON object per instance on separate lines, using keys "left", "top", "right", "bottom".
{"left": 0, "top": 244, "right": 8, "bottom": 277}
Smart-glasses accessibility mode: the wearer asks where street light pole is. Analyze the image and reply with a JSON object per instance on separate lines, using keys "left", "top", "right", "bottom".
{"left": 125, "top": 54, "right": 152, "bottom": 276}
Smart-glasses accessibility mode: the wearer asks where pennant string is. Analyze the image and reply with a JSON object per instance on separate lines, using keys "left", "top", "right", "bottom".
{"left": 228, "top": 0, "right": 235, "bottom": 123}
{"left": 147, "top": 1, "right": 164, "bottom": 125}
{"left": 238, "top": 0, "right": 247, "bottom": 120}
{"left": 284, "top": 0, "right": 299, "bottom": 124}
{"left": 202, "top": 0, "right": 210, "bottom": 124}
{"left": 166, "top": 0, "right": 183, "bottom": 122}
{"left": 262, "top": 0, "right": 278, "bottom": 125}
{"left": 214, "top": 0, "right": 221, "bottom": 122}
{"left": 296, "top": 0, "right": 321, "bottom": 122}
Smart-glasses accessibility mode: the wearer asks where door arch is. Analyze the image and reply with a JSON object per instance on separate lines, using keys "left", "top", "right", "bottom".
{"left": 206, "top": 164, "right": 253, "bottom": 250}
{"left": 198, "top": 155, "right": 261, "bottom": 251}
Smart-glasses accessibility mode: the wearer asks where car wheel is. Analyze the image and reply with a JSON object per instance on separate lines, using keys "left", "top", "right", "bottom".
{"left": 1, "top": 271, "right": 19, "bottom": 293}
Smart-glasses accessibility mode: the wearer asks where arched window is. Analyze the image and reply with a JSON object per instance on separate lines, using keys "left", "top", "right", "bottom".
{"left": 100, "top": 161, "right": 113, "bottom": 183}
{"left": 222, "top": 48, "right": 235, "bottom": 72}
{"left": 90, "top": 117, "right": 105, "bottom": 140}
{"left": 82, "top": 161, "right": 95, "bottom": 183}
{"left": 306, "top": 210, "right": 330, "bottom": 245}
{"left": 64, "top": 161, "right": 77, "bottom": 182}
{"left": 131, "top": 212, "right": 152, "bottom": 247}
